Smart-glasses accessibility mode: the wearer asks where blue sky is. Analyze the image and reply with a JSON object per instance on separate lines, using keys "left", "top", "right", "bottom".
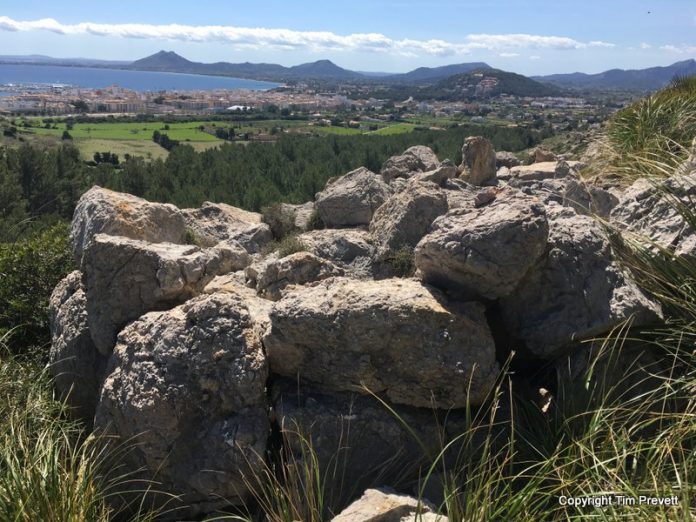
{"left": 0, "top": 0, "right": 695, "bottom": 75}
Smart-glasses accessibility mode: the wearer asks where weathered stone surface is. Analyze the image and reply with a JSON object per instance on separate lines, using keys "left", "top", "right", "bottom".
{"left": 459, "top": 136, "right": 497, "bottom": 186}
{"left": 496, "top": 151, "right": 521, "bottom": 168}
{"left": 48, "top": 271, "right": 106, "bottom": 426}
{"left": 441, "top": 178, "right": 480, "bottom": 211}
{"left": 500, "top": 204, "right": 663, "bottom": 358}
{"left": 246, "top": 251, "right": 344, "bottom": 300}
{"left": 298, "top": 228, "right": 376, "bottom": 277}
{"left": 610, "top": 174, "right": 696, "bottom": 257}
{"left": 528, "top": 147, "right": 557, "bottom": 163}
{"left": 70, "top": 186, "right": 187, "bottom": 263}
{"left": 380, "top": 146, "right": 440, "bottom": 183}
{"left": 315, "top": 167, "right": 391, "bottom": 227}
{"left": 183, "top": 202, "right": 272, "bottom": 253}
{"left": 83, "top": 234, "right": 249, "bottom": 354}
{"left": 332, "top": 488, "right": 446, "bottom": 522}
{"left": 261, "top": 202, "right": 316, "bottom": 239}
{"left": 263, "top": 278, "right": 498, "bottom": 408}
{"left": 369, "top": 181, "right": 448, "bottom": 259}
{"left": 409, "top": 160, "right": 458, "bottom": 186}
{"left": 415, "top": 190, "right": 549, "bottom": 300}
{"left": 94, "top": 293, "right": 269, "bottom": 517}
{"left": 509, "top": 160, "right": 582, "bottom": 182}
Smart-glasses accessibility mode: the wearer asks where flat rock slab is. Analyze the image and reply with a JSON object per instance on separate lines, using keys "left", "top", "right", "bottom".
{"left": 332, "top": 488, "right": 447, "bottom": 522}
{"left": 380, "top": 145, "right": 440, "bottom": 183}
{"left": 264, "top": 277, "right": 498, "bottom": 408}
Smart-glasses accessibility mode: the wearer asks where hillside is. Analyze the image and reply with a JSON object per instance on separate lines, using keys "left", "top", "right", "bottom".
{"left": 427, "top": 68, "right": 561, "bottom": 99}
{"left": 535, "top": 59, "right": 696, "bottom": 91}
{"left": 384, "top": 62, "right": 492, "bottom": 83}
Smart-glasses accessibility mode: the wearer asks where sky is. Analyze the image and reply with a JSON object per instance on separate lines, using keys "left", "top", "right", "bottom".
{"left": 0, "top": 0, "right": 695, "bottom": 75}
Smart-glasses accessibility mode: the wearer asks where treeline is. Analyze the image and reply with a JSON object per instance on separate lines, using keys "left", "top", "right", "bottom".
{"left": 1, "top": 123, "right": 551, "bottom": 241}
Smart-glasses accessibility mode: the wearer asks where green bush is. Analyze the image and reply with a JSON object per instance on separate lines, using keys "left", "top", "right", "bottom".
{"left": 381, "top": 244, "right": 416, "bottom": 278}
{"left": 0, "top": 222, "right": 74, "bottom": 354}
{"left": 264, "top": 234, "right": 307, "bottom": 258}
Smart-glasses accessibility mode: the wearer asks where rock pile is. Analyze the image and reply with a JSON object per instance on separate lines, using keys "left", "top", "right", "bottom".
{"left": 49, "top": 137, "right": 668, "bottom": 519}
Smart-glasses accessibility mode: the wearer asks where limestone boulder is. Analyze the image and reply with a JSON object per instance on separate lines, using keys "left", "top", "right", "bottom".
{"left": 496, "top": 151, "right": 521, "bottom": 168}
{"left": 409, "top": 160, "right": 458, "bottom": 186}
{"left": 500, "top": 204, "right": 663, "bottom": 358}
{"left": 94, "top": 293, "right": 269, "bottom": 518}
{"left": 298, "top": 228, "right": 376, "bottom": 277}
{"left": 315, "top": 167, "right": 391, "bottom": 227}
{"left": 369, "top": 181, "right": 448, "bottom": 259}
{"left": 380, "top": 146, "right": 440, "bottom": 183}
{"left": 263, "top": 278, "right": 498, "bottom": 408}
{"left": 509, "top": 160, "right": 581, "bottom": 182}
{"left": 183, "top": 202, "right": 272, "bottom": 253}
{"left": 83, "top": 234, "right": 249, "bottom": 354}
{"left": 246, "top": 251, "right": 344, "bottom": 300}
{"left": 70, "top": 186, "right": 187, "bottom": 264}
{"left": 415, "top": 190, "right": 549, "bottom": 300}
{"left": 332, "top": 488, "right": 446, "bottom": 522}
{"left": 261, "top": 201, "right": 315, "bottom": 239}
{"left": 528, "top": 147, "right": 557, "bottom": 163}
{"left": 610, "top": 174, "right": 696, "bottom": 257}
{"left": 48, "top": 271, "right": 106, "bottom": 426}
{"left": 459, "top": 136, "right": 497, "bottom": 186}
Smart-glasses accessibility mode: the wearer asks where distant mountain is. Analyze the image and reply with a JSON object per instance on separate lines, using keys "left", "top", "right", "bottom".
{"left": 431, "top": 68, "right": 561, "bottom": 99}
{"left": 0, "top": 55, "right": 130, "bottom": 67}
{"left": 128, "top": 51, "right": 362, "bottom": 81}
{"left": 535, "top": 59, "right": 696, "bottom": 91}
{"left": 386, "top": 62, "right": 492, "bottom": 84}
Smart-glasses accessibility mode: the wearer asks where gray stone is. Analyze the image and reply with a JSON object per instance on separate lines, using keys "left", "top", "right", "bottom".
{"left": 315, "top": 167, "right": 391, "bottom": 227}
{"left": 460, "top": 136, "right": 497, "bottom": 186}
{"left": 298, "top": 228, "right": 376, "bottom": 277}
{"left": 94, "top": 293, "right": 269, "bottom": 518}
{"left": 509, "top": 161, "right": 582, "bottom": 182}
{"left": 415, "top": 190, "right": 549, "bottom": 300}
{"left": 409, "top": 160, "right": 458, "bottom": 186}
{"left": 83, "top": 234, "right": 249, "bottom": 354}
{"left": 48, "top": 271, "right": 106, "bottom": 426}
{"left": 496, "top": 151, "right": 521, "bottom": 168}
{"left": 528, "top": 147, "right": 557, "bottom": 163}
{"left": 332, "top": 488, "right": 446, "bottom": 522}
{"left": 610, "top": 174, "right": 696, "bottom": 257}
{"left": 70, "top": 186, "right": 187, "bottom": 264}
{"left": 381, "top": 146, "right": 440, "bottom": 183}
{"left": 369, "top": 181, "right": 448, "bottom": 259}
{"left": 500, "top": 204, "right": 663, "bottom": 358}
{"left": 183, "top": 202, "right": 272, "bottom": 253}
{"left": 263, "top": 277, "right": 498, "bottom": 408}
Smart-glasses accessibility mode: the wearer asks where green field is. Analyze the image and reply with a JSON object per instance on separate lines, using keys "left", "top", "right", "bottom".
{"left": 76, "top": 139, "right": 169, "bottom": 161}
{"left": 369, "top": 123, "right": 417, "bottom": 135}
{"left": 27, "top": 121, "right": 223, "bottom": 142}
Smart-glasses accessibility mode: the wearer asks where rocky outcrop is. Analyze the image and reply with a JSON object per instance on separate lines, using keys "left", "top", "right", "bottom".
{"left": 48, "top": 271, "right": 106, "bottom": 426}
{"left": 183, "top": 202, "right": 272, "bottom": 253}
{"left": 369, "top": 181, "right": 449, "bottom": 259}
{"left": 263, "top": 278, "right": 498, "bottom": 408}
{"left": 610, "top": 174, "right": 696, "bottom": 257}
{"left": 261, "top": 201, "right": 315, "bottom": 239}
{"left": 528, "top": 147, "right": 557, "bottom": 163}
{"left": 380, "top": 146, "right": 440, "bottom": 183}
{"left": 83, "top": 235, "right": 249, "bottom": 354}
{"left": 299, "top": 228, "right": 376, "bottom": 277}
{"left": 499, "top": 204, "right": 662, "bottom": 358}
{"left": 246, "top": 251, "right": 344, "bottom": 300}
{"left": 459, "top": 136, "right": 497, "bottom": 186}
{"left": 509, "top": 160, "right": 582, "bottom": 182}
{"left": 315, "top": 167, "right": 391, "bottom": 227}
{"left": 332, "top": 488, "right": 446, "bottom": 522}
{"left": 415, "top": 190, "right": 549, "bottom": 300}
{"left": 496, "top": 151, "right": 521, "bottom": 168}
{"left": 94, "top": 293, "right": 269, "bottom": 518}
{"left": 70, "top": 186, "right": 187, "bottom": 263}
{"left": 410, "top": 160, "right": 458, "bottom": 186}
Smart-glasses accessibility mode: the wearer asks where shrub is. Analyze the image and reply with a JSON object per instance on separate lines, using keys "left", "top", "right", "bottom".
{"left": 261, "top": 202, "right": 297, "bottom": 239}
{"left": 0, "top": 222, "right": 74, "bottom": 355}
{"left": 306, "top": 209, "right": 325, "bottom": 231}
{"left": 381, "top": 244, "right": 415, "bottom": 278}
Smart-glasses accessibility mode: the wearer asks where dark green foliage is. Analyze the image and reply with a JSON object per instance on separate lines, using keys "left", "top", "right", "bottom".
{"left": 380, "top": 244, "right": 415, "bottom": 278}
{"left": 261, "top": 202, "right": 297, "bottom": 239}
{"left": 306, "top": 209, "right": 325, "bottom": 231}
{"left": 0, "top": 223, "right": 74, "bottom": 354}
{"left": 265, "top": 234, "right": 307, "bottom": 258}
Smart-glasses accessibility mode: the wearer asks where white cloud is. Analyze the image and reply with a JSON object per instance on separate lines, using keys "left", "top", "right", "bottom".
{"left": 640, "top": 42, "right": 652, "bottom": 49}
{"left": 660, "top": 44, "right": 696, "bottom": 54}
{"left": 529, "top": 55, "right": 542, "bottom": 60}
{"left": 499, "top": 52, "right": 519, "bottom": 58}
{"left": 0, "top": 16, "right": 616, "bottom": 58}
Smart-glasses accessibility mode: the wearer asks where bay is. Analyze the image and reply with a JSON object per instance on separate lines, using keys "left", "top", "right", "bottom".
{"left": 0, "top": 63, "right": 280, "bottom": 94}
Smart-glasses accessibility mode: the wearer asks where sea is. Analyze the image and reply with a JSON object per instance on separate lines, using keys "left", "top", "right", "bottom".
{"left": 0, "top": 63, "right": 280, "bottom": 95}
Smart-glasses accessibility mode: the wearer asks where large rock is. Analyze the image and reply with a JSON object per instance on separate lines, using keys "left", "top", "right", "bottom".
{"left": 509, "top": 161, "right": 581, "bottom": 182}
{"left": 332, "top": 488, "right": 446, "bottom": 522}
{"left": 299, "top": 228, "right": 376, "bottom": 277}
{"left": 48, "top": 271, "right": 106, "bottom": 426}
{"left": 94, "top": 293, "right": 269, "bottom": 518}
{"left": 315, "top": 167, "right": 391, "bottom": 227}
{"left": 496, "top": 151, "right": 521, "bottom": 169}
{"left": 415, "top": 190, "right": 549, "bottom": 300}
{"left": 183, "top": 202, "right": 272, "bottom": 253}
{"left": 459, "top": 136, "right": 496, "bottom": 186}
{"left": 528, "top": 147, "right": 557, "bottom": 163}
{"left": 261, "top": 201, "right": 316, "bottom": 239}
{"left": 70, "top": 186, "right": 187, "bottom": 263}
{"left": 369, "top": 181, "right": 448, "bottom": 259}
{"left": 83, "top": 234, "right": 249, "bottom": 354}
{"left": 380, "top": 146, "right": 440, "bottom": 183}
{"left": 409, "top": 160, "right": 458, "bottom": 186}
{"left": 499, "top": 204, "right": 663, "bottom": 358}
{"left": 263, "top": 278, "right": 498, "bottom": 408}
{"left": 610, "top": 174, "right": 696, "bottom": 257}
{"left": 246, "top": 251, "right": 344, "bottom": 300}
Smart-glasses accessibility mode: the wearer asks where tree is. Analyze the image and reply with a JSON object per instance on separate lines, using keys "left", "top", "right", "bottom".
{"left": 61, "top": 130, "right": 72, "bottom": 140}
